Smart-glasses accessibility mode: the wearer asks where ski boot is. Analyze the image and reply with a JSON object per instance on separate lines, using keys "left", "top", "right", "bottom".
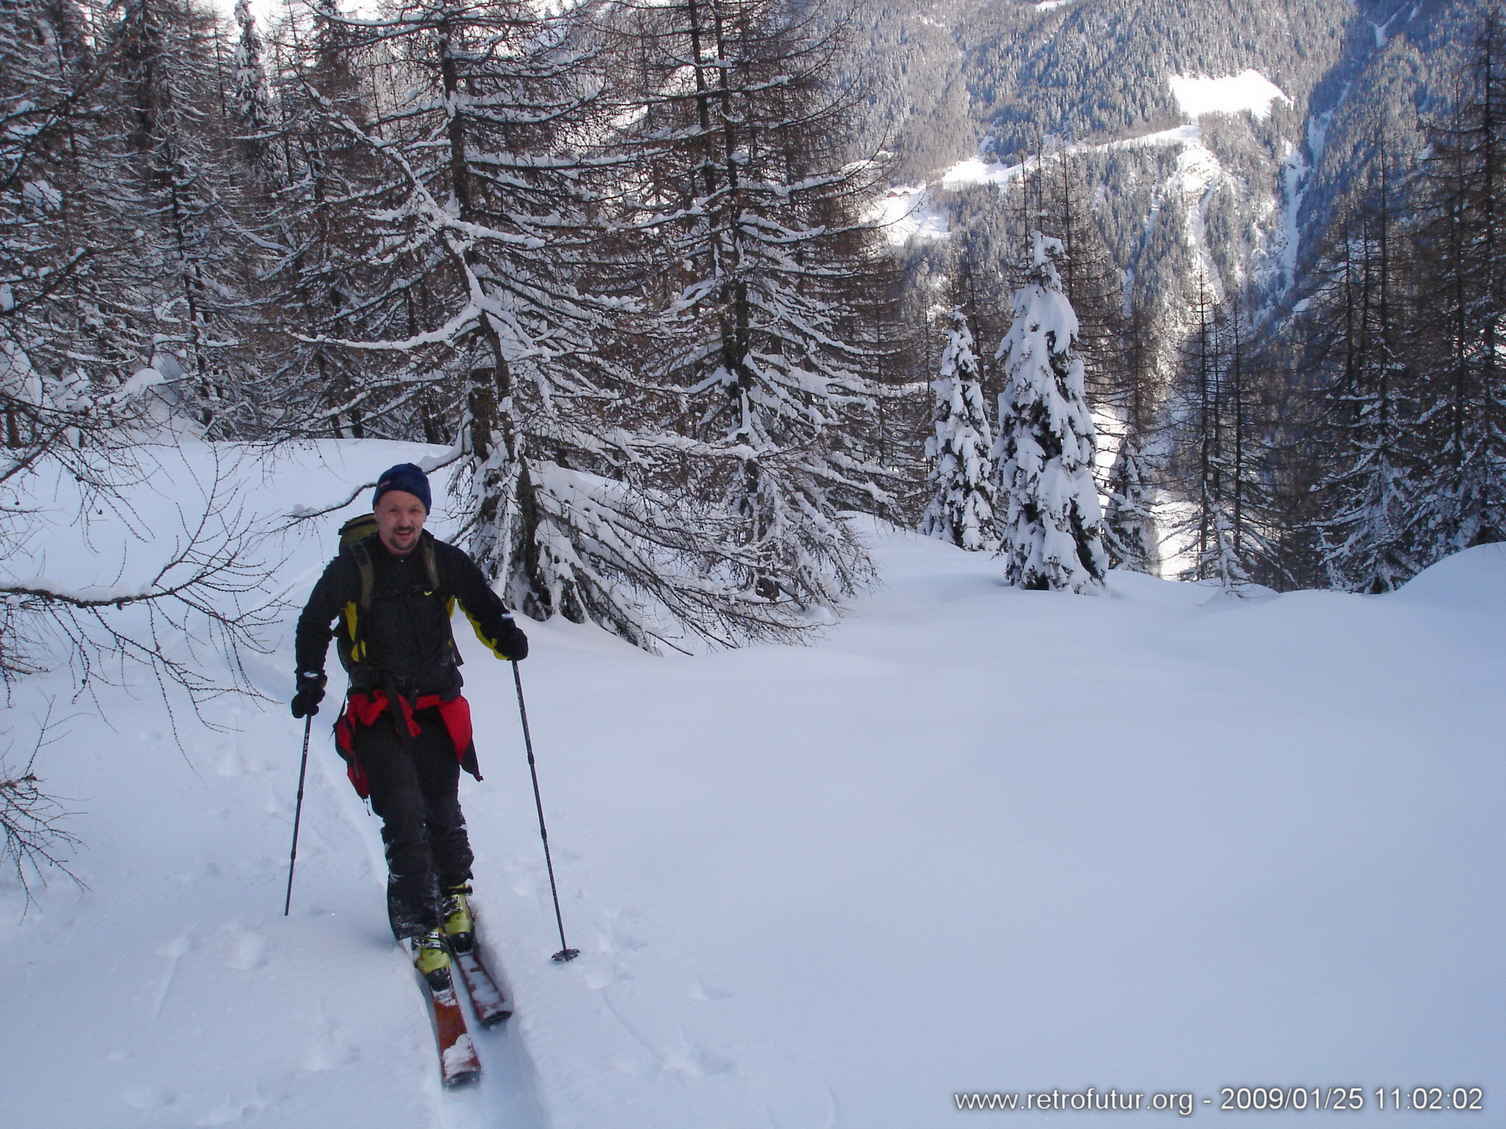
{"left": 440, "top": 884, "right": 475, "bottom": 953}
{"left": 411, "top": 928, "right": 453, "bottom": 989}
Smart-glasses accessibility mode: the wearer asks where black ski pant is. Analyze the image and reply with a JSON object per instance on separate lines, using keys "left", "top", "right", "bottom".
{"left": 353, "top": 706, "right": 475, "bottom": 941}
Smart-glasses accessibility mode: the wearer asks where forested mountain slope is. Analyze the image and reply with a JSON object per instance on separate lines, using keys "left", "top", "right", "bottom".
{"left": 835, "top": 0, "right": 1483, "bottom": 326}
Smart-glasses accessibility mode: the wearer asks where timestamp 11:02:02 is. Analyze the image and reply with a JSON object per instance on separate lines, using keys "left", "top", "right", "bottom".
{"left": 1377, "top": 1087, "right": 1484, "bottom": 1111}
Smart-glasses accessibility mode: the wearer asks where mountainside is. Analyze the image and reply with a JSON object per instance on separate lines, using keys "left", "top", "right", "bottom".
{"left": 837, "top": 0, "right": 1491, "bottom": 343}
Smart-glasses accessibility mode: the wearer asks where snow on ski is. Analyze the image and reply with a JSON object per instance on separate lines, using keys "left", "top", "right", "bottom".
{"left": 453, "top": 944, "right": 512, "bottom": 1027}
{"left": 424, "top": 976, "right": 482, "bottom": 1087}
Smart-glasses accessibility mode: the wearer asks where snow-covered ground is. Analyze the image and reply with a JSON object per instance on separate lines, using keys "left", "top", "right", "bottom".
{"left": 2, "top": 440, "right": 1502, "bottom": 1128}
{"left": 875, "top": 184, "right": 952, "bottom": 245}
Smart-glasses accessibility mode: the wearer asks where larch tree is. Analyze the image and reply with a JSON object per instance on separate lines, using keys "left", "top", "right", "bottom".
{"left": 1172, "top": 276, "right": 1279, "bottom": 590}
{"left": 288, "top": 0, "right": 810, "bottom": 651}
{"left": 614, "top": 0, "right": 885, "bottom": 615}
{"left": 103, "top": 0, "right": 269, "bottom": 432}
{"left": 2, "top": 0, "right": 103, "bottom": 441}
{"left": 1303, "top": 139, "right": 1422, "bottom": 593}
{"left": 259, "top": 0, "right": 395, "bottom": 441}
{"left": 1407, "top": 15, "right": 1506, "bottom": 559}
{"left": 2, "top": 0, "right": 276, "bottom": 896}
{"left": 291, "top": 0, "right": 634, "bottom": 615}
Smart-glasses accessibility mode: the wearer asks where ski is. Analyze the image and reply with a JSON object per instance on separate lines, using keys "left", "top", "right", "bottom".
{"left": 453, "top": 943, "right": 512, "bottom": 1027}
{"left": 424, "top": 975, "right": 482, "bottom": 1087}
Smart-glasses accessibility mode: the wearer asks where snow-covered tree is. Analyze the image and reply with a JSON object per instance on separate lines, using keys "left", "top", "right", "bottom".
{"left": 1032, "top": 144, "right": 1127, "bottom": 413}
{"left": 1173, "top": 276, "right": 1284, "bottom": 591}
{"left": 2, "top": 0, "right": 277, "bottom": 877}
{"left": 0, "top": 0, "right": 189, "bottom": 442}
{"left": 992, "top": 232, "right": 1107, "bottom": 592}
{"left": 103, "top": 0, "right": 270, "bottom": 432}
{"left": 614, "top": 0, "right": 884, "bottom": 611}
{"left": 1407, "top": 15, "right": 1506, "bottom": 558}
{"left": 255, "top": 0, "right": 391, "bottom": 441}
{"left": 230, "top": 0, "right": 276, "bottom": 182}
{"left": 278, "top": 0, "right": 791, "bottom": 650}
{"left": 2, "top": 0, "right": 94, "bottom": 439}
{"left": 1301, "top": 143, "right": 1421, "bottom": 593}
{"left": 1102, "top": 429, "right": 1158, "bottom": 573}
{"left": 1101, "top": 297, "right": 1162, "bottom": 574}
{"left": 288, "top": 0, "right": 631, "bottom": 611}
{"left": 920, "top": 308, "right": 996, "bottom": 550}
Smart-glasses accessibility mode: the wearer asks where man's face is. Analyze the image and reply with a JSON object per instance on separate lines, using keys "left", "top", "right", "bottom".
{"left": 375, "top": 490, "right": 427, "bottom": 557}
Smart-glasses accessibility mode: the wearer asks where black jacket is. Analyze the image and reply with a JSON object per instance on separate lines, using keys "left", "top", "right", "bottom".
{"left": 296, "top": 531, "right": 522, "bottom": 699}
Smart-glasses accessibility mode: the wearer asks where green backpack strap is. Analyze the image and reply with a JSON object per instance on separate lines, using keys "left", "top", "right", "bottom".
{"left": 333, "top": 539, "right": 373, "bottom": 679}
{"left": 349, "top": 540, "right": 375, "bottom": 612}
{"left": 334, "top": 517, "right": 442, "bottom": 679}
{"left": 337, "top": 514, "right": 381, "bottom": 611}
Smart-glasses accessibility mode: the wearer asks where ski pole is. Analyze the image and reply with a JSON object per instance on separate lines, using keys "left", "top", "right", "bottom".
{"left": 512, "top": 660, "right": 579, "bottom": 962}
{"left": 284, "top": 714, "right": 313, "bottom": 916}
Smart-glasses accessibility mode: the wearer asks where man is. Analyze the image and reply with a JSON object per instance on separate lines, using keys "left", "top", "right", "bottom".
{"left": 292, "top": 462, "right": 528, "bottom": 987}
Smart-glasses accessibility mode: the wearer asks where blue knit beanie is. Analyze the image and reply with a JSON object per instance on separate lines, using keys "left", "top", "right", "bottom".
{"left": 372, "top": 462, "right": 432, "bottom": 513}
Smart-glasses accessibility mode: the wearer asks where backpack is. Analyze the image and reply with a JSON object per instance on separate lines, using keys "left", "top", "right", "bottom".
{"left": 334, "top": 513, "right": 442, "bottom": 677}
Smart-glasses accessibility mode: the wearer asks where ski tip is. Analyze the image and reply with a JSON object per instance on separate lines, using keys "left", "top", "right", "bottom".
{"left": 440, "top": 1034, "right": 482, "bottom": 1087}
{"left": 478, "top": 1008, "right": 514, "bottom": 1028}
{"left": 552, "top": 948, "right": 580, "bottom": 963}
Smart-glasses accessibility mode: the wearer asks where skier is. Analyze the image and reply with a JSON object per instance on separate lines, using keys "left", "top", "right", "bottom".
{"left": 291, "top": 462, "right": 529, "bottom": 987}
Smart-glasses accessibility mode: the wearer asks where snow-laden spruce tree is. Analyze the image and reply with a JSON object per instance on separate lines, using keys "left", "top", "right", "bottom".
{"left": 920, "top": 309, "right": 997, "bottom": 550}
{"left": 993, "top": 232, "right": 1108, "bottom": 592}
{"left": 230, "top": 0, "right": 277, "bottom": 184}
{"left": 1102, "top": 430, "right": 1159, "bottom": 573}
{"left": 1100, "top": 297, "right": 1162, "bottom": 575}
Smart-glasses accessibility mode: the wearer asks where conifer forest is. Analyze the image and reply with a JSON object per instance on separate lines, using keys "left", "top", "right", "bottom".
{"left": 5, "top": 0, "right": 1506, "bottom": 651}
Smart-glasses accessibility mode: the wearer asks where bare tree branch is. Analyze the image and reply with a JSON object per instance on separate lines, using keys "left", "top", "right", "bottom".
{"left": 1, "top": 710, "right": 85, "bottom": 914}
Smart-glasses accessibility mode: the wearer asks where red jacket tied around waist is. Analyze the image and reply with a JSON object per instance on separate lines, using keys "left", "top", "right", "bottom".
{"left": 335, "top": 691, "right": 479, "bottom": 799}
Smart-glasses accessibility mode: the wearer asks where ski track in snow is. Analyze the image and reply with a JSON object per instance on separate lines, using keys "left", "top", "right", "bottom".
{"left": 327, "top": 700, "right": 552, "bottom": 1129}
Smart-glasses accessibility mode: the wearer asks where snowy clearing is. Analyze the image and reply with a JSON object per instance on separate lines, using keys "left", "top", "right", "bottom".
{"left": 1170, "top": 70, "right": 1291, "bottom": 121}
{"left": 875, "top": 183, "right": 952, "bottom": 245}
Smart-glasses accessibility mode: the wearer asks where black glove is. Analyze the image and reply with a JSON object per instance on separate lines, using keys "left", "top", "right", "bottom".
{"left": 497, "top": 618, "right": 529, "bottom": 661}
{"left": 291, "top": 671, "right": 326, "bottom": 718}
